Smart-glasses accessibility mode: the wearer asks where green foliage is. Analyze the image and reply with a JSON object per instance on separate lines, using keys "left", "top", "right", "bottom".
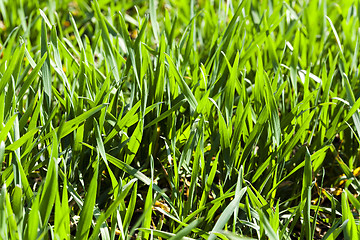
{"left": 0, "top": 0, "right": 360, "bottom": 239}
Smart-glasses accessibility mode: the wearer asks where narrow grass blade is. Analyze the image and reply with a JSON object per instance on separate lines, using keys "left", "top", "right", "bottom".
{"left": 0, "top": 44, "right": 25, "bottom": 93}
{"left": 208, "top": 188, "right": 247, "bottom": 240}
{"left": 76, "top": 160, "right": 99, "bottom": 239}
{"left": 165, "top": 54, "right": 197, "bottom": 111}
{"left": 169, "top": 218, "right": 203, "bottom": 240}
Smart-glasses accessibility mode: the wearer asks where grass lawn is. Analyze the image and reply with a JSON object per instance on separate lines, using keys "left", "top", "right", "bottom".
{"left": 0, "top": 0, "right": 360, "bottom": 239}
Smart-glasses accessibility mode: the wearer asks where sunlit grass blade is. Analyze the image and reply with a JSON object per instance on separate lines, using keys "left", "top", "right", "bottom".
{"left": 208, "top": 188, "right": 247, "bottom": 240}
{"left": 170, "top": 218, "right": 203, "bottom": 240}
{"left": 0, "top": 44, "right": 25, "bottom": 93}
{"left": 76, "top": 159, "right": 99, "bottom": 239}
{"left": 165, "top": 54, "right": 197, "bottom": 112}
{"left": 341, "top": 191, "right": 359, "bottom": 240}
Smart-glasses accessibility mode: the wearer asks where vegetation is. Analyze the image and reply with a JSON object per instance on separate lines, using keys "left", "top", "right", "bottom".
{"left": 0, "top": 0, "right": 360, "bottom": 239}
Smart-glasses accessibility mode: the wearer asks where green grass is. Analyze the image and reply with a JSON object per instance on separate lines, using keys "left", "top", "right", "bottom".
{"left": 0, "top": 0, "right": 360, "bottom": 239}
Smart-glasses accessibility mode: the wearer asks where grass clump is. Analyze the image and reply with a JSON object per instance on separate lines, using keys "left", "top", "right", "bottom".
{"left": 0, "top": 0, "right": 360, "bottom": 239}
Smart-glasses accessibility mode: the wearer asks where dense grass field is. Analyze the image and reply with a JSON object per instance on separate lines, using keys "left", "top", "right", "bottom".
{"left": 1, "top": 0, "right": 360, "bottom": 239}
